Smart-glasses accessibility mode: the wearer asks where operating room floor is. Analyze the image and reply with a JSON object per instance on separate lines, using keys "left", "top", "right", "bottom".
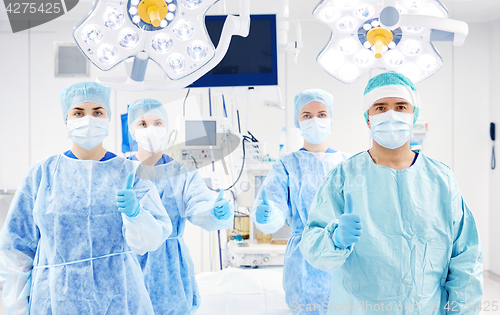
{"left": 0, "top": 272, "right": 497, "bottom": 314}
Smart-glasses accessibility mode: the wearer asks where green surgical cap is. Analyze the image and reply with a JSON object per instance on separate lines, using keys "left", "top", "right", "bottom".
{"left": 363, "top": 72, "right": 420, "bottom": 124}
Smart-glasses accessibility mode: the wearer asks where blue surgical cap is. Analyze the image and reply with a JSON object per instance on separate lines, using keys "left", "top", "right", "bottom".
{"left": 294, "top": 89, "right": 333, "bottom": 128}
{"left": 128, "top": 99, "right": 168, "bottom": 140}
{"left": 60, "top": 82, "right": 112, "bottom": 122}
{"left": 363, "top": 72, "right": 420, "bottom": 124}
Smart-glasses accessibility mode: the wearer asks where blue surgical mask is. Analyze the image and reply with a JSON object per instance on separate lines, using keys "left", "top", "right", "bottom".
{"left": 299, "top": 117, "right": 331, "bottom": 145}
{"left": 370, "top": 110, "right": 413, "bottom": 149}
{"left": 67, "top": 115, "right": 109, "bottom": 150}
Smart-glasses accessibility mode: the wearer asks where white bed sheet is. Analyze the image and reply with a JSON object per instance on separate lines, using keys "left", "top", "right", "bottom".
{"left": 195, "top": 267, "right": 292, "bottom": 315}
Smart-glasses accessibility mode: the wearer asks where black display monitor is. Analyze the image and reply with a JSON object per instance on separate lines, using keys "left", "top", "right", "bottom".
{"left": 189, "top": 14, "right": 278, "bottom": 88}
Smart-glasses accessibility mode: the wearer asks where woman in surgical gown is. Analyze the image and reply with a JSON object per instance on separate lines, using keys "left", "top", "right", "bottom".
{"left": 0, "top": 82, "right": 172, "bottom": 315}
{"left": 250, "top": 89, "right": 351, "bottom": 314}
{"left": 126, "top": 99, "right": 234, "bottom": 315}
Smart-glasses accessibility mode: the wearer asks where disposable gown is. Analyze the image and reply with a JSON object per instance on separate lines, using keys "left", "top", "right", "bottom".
{"left": 300, "top": 151, "right": 483, "bottom": 315}
{"left": 0, "top": 153, "right": 172, "bottom": 315}
{"left": 130, "top": 154, "right": 234, "bottom": 315}
{"left": 250, "top": 149, "right": 351, "bottom": 313}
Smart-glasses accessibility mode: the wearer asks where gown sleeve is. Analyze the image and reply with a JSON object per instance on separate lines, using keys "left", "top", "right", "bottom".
{"left": 444, "top": 172, "right": 483, "bottom": 314}
{"left": 0, "top": 163, "right": 42, "bottom": 315}
{"left": 122, "top": 177, "right": 172, "bottom": 256}
{"left": 250, "top": 160, "right": 287, "bottom": 235}
{"left": 299, "top": 166, "right": 352, "bottom": 271}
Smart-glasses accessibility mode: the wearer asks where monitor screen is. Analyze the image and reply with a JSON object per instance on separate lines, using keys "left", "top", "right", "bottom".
{"left": 185, "top": 120, "right": 217, "bottom": 146}
{"left": 189, "top": 14, "right": 278, "bottom": 88}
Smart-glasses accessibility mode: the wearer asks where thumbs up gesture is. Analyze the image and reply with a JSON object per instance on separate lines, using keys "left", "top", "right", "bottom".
{"left": 255, "top": 191, "right": 272, "bottom": 224}
{"left": 333, "top": 193, "right": 362, "bottom": 248}
{"left": 213, "top": 189, "right": 233, "bottom": 220}
{"left": 116, "top": 173, "right": 140, "bottom": 217}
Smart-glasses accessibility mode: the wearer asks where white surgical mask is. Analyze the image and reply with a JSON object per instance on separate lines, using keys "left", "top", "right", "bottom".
{"left": 370, "top": 110, "right": 413, "bottom": 149}
{"left": 299, "top": 117, "right": 331, "bottom": 145}
{"left": 135, "top": 126, "right": 168, "bottom": 153}
{"left": 67, "top": 115, "right": 109, "bottom": 150}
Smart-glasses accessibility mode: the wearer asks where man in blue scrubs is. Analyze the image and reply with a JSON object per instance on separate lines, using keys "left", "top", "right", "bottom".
{"left": 300, "top": 72, "right": 483, "bottom": 314}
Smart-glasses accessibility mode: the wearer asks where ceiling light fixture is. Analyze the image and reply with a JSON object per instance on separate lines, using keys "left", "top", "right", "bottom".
{"left": 74, "top": 0, "right": 250, "bottom": 90}
{"left": 314, "top": 0, "right": 468, "bottom": 83}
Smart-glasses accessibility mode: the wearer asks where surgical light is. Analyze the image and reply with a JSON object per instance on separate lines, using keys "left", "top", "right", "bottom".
{"left": 354, "top": 4, "right": 375, "bottom": 19}
{"left": 104, "top": 8, "right": 125, "bottom": 29}
{"left": 187, "top": 40, "right": 208, "bottom": 61}
{"left": 97, "top": 44, "right": 119, "bottom": 64}
{"left": 168, "top": 53, "right": 186, "bottom": 73}
{"left": 181, "top": 0, "right": 202, "bottom": 9}
{"left": 119, "top": 29, "right": 140, "bottom": 48}
{"left": 73, "top": 0, "right": 250, "bottom": 90}
{"left": 151, "top": 33, "right": 173, "bottom": 53}
{"left": 81, "top": 24, "right": 103, "bottom": 44}
{"left": 173, "top": 20, "right": 194, "bottom": 41}
{"left": 313, "top": 0, "right": 468, "bottom": 84}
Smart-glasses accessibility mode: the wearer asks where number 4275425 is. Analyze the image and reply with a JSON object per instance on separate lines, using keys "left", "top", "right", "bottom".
{"left": 5, "top": 2, "right": 61, "bottom": 14}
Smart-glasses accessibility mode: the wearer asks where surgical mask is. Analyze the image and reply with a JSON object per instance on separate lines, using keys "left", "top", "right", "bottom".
{"left": 67, "top": 115, "right": 109, "bottom": 150}
{"left": 370, "top": 110, "right": 413, "bottom": 149}
{"left": 134, "top": 126, "right": 168, "bottom": 153}
{"left": 299, "top": 117, "right": 331, "bottom": 145}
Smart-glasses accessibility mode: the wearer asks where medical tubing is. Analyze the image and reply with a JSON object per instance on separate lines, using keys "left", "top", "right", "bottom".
{"left": 209, "top": 88, "right": 212, "bottom": 116}
{"left": 237, "top": 110, "right": 241, "bottom": 133}
{"left": 33, "top": 251, "right": 134, "bottom": 269}
{"left": 202, "top": 138, "right": 248, "bottom": 192}
{"left": 222, "top": 95, "right": 228, "bottom": 118}
{"left": 492, "top": 146, "right": 496, "bottom": 170}
{"left": 217, "top": 230, "right": 222, "bottom": 270}
{"left": 182, "top": 89, "right": 191, "bottom": 117}
{"left": 190, "top": 155, "right": 199, "bottom": 169}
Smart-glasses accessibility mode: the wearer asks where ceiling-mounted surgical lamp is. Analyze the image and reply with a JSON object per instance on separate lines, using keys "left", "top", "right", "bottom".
{"left": 73, "top": 0, "right": 250, "bottom": 90}
{"left": 314, "top": 0, "right": 468, "bottom": 84}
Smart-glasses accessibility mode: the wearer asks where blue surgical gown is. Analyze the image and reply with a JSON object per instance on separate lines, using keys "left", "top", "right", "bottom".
{"left": 250, "top": 149, "right": 351, "bottom": 314}
{"left": 0, "top": 153, "right": 172, "bottom": 315}
{"left": 129, "top": 154, "right": 234, "bottom": 315}
{"left": 300, "top": 151, "right": 483, "bottom": 314}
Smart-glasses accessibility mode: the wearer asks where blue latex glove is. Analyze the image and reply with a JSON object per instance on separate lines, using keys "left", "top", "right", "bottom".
{"left": 213, "top": 189, "right": 232, "bottom": 220}
{"left": 116, "top": 173, "right": 140, "bottom": 218}
{"left": 255, "top": 190, "right": 272, "bottom": 224}
{"left": 333, "top": 193, "right": 362, "bottom": 248}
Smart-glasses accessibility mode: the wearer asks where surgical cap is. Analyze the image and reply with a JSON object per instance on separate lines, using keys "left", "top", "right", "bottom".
{"left": 128, "top": 99, "right": 168, "bottom": 140}
{"left": 60, "top": 82, "right": 112, "bottom": 122}
{"left": 363, "top": 72, "right": 420, "bottom": 124}
{"left": 294, "top": 89, "right": 334, "bottom": 128}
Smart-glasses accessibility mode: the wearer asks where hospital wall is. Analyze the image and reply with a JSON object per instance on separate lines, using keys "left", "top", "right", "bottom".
{"left": 0, "top": 9, "right": 499, "bottom": 276}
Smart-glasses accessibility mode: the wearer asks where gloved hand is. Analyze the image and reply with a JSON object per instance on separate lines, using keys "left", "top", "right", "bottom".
{"left": 255, "top": 191, "right": 272, "bottom": 224}
{"left": 333, "top": 192, "right": 362, "bottom": 248}
{"left": 213, "top": 189, "right": 233, "bottom": 220}
{"left": 116, "top": 173, "right": 140, "bottom": 218}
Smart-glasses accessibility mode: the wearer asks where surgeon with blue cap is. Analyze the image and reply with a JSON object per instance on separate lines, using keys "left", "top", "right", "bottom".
{"left": 127, "top": 98, "right": 234, "bottom": 315}
{"left": 300, "top": 72, "right": 483, "bottom": 314}
{"left": 0, "top": 82, "right": 172, "bottom": 315}
{"left": 250, "top": 89, "right": 351, "bottom": 314}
